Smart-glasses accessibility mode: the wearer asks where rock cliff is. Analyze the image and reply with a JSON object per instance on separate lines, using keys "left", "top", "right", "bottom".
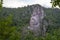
{"left": 28, "top": 4, "right": 48, "bottom": 36}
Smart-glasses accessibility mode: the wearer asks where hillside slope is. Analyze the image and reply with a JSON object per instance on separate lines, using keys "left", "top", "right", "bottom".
{"left": 0, "top": 4, "right": 60, "bottom": 40}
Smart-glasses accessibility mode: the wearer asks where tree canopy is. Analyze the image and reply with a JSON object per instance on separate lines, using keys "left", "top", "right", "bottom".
{"left": 51, "top": 0, "right": 60, "bottom": 7}
{"left": 0, "top": 0, "right": 3, "bottom": 9}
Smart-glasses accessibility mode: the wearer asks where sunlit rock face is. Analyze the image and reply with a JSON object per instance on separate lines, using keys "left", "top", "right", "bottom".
{"left": 28, "top": 4, "right": 47, "bottom": 36}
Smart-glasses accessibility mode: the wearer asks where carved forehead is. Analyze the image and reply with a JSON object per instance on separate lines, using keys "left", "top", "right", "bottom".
{"left": 32, "top": 5, "right": 42, "bottom": 10}
{"left": 33, "top": 7, "right": 43, "bottom": 15}
{"left": 32, "top": 4, "right": 41, "bottom": 8}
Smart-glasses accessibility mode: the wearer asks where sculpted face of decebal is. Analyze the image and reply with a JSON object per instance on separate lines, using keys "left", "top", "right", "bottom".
{"left": 28, "top": 5, "right": 47, "bottom": 36}
{"left": 29, "top": 6, "right": 42, "bottom": 30}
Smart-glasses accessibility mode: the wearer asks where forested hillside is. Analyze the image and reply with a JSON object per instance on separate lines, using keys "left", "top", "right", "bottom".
{"left": 0, "top": 4, "right": 60, "bottom": 40}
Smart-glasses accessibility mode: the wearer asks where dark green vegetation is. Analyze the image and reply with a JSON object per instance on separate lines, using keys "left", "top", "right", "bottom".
{"left": 0, "top": 4, "right": 60, "bottom": 40}
{"left": 51, "top": 0, "right": 60, "bottom": 7}
{"left": 0, "top": 0, "right": 3, "bottom": 9}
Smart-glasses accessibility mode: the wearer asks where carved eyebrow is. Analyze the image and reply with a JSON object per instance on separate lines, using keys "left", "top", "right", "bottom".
{"left": 32, "top": 12, "right": 40, "bottom": 16}
{"left": 31, "top": 18, "right": 35, "bottom": 21}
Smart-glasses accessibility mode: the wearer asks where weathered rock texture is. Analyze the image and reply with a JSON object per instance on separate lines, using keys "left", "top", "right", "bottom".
{"left": 28, "top": 4, "right": 48, "bottom": 36}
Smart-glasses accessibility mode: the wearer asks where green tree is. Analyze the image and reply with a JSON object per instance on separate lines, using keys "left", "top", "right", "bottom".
{"left": 0, "top": 0, "right": 3, "bottom": 9}
{"left": 51, "top": 0, "right": 60, "bottom": 7}
{"left": 0, "top": 14, "right": 20, "bottom": 40}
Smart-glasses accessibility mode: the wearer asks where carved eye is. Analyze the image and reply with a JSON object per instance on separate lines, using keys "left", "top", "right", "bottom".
{"left": 33, "top": 22, "right": 38, "bottom": 25}
{"left": 31, "top": 18, "right": 38, "bottom": 25}
{"left": 32, "top": 18, "right": 35, "bottom": 20}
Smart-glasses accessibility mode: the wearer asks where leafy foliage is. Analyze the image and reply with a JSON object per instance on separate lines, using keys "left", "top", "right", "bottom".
{"left": 51, "top": 0, "right": 60, "bottom": 7}
{"left": 0, "top": 0, "right": 3, "bottom": 9}
{"left": 0, "top": 14, "right": 20, "bottom": 40}
{"left": 0, "top": 4, "right": 60, "bottom": 40}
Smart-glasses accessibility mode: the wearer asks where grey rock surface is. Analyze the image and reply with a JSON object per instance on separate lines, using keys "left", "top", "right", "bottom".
{"left": 28, "top": 5, "right": 48, "bottom": 36}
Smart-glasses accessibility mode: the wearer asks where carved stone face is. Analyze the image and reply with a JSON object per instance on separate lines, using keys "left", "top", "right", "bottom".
{"left": 30, "top": 7, "right": 41, "bottom": 28}
{"left": 29, "top": 5, "right": 46, "bottom": 36}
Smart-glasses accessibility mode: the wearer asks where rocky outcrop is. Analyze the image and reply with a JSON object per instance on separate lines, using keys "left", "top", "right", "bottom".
{"left": 28, "top": 4, "right": 48, "bottom": 36}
